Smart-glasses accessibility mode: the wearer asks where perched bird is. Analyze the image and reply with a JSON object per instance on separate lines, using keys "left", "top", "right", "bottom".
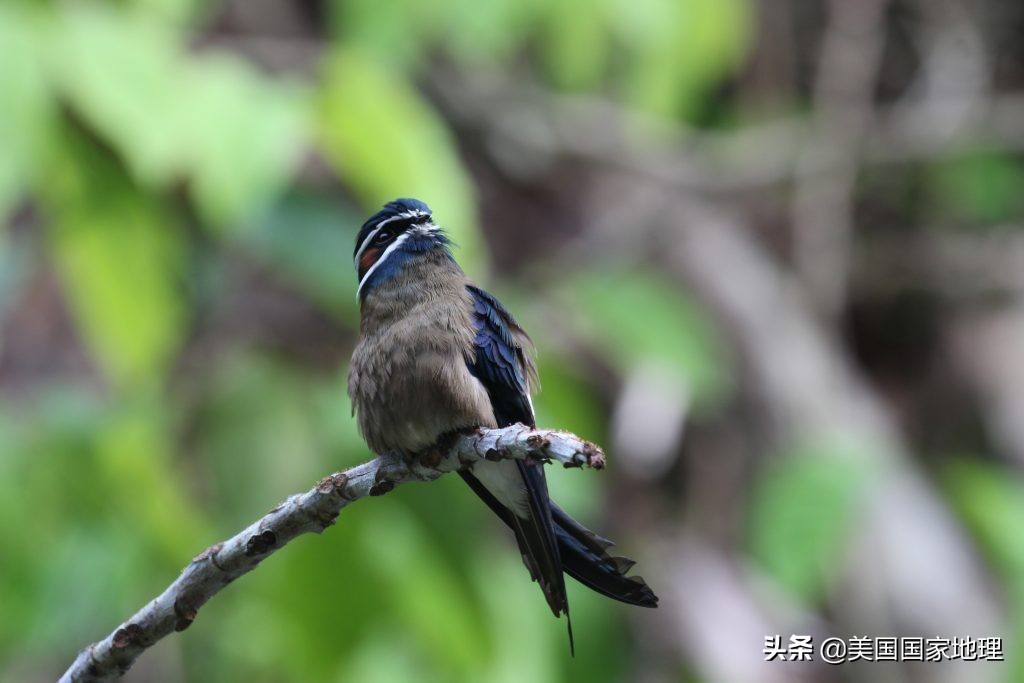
{"left": 347, "top": 198, "right": 658, "bottom": 651}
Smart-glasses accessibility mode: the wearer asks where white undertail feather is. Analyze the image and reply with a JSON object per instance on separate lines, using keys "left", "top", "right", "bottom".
{"left": 472, "top": 459, "right": 531, "bottom": 518}
{"left": 474, "top": 385, "right": 536, "bottom": 521}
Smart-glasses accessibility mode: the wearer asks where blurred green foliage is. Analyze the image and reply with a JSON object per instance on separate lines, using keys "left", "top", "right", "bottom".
{"left": 749, "top": 442, "right": 873, "bottom": 604}
{"left": 564, "top": 268, "right": 731, "bottom": 409}
{"left": 0, "top": 0, "right": 756, "bottom": 679}
{"left": 944, "top": 459, "right": 1024, "bottom": 682}
{"left": 931, "top": 150, "right": 1024, "bottom": 226}
{"left": 316, "top": 49, "right": 484, "bottom": 272}
{"left": 7, "top": 0, "right": 1022, "bottom": 681}
{"left": 328, "top": 0, "right": 752, "bottom": 117}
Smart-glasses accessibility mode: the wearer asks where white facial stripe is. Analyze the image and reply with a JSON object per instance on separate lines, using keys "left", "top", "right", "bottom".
{"left": 353, "top": 211, "right": 429, "bottom": 270}
{"left": 357, "top": 230, "right": 413, "bottom": 297}
{"left": 352, "top": 225, "right": 383, "bottom": 270}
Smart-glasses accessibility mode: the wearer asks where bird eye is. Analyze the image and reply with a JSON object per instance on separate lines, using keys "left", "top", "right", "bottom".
{"left": 374, "top": 230, "right": 392, "bottom": 245}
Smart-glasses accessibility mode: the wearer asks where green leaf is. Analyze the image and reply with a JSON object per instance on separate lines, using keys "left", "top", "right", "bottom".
{"left": 316, "top": 49, "right": 485, "bottom": 275}
{"left": 94, "top": 404, "right": 207, "bottom": 562}
{"left": 471, "top": 552, "right": 562, "bottom": 682}
{"left": 749, "top": 442, "right": 871, "bottom": 603}
{"left": 614, "top": 0, "right": 753, "bottom": 119}
{"left": 540, "top": 0, "right": 609, "bottom": 92}
{"left": 26, "top": 526, "right": 152, "bottom": 656}
{"left": 53, "top": 4, "right": 308, "bottom": 231}
{"left": 41, "top": 129, "right": 186, "bottom": 389}
{"left": 943, "top": 459, "right": 1024, "bottom": 595}
{"left": 54, "top": 4, "right": 187, "bottom": 188}
{"left": 0, "top": 3, "right": 54, "bottom": 219}
{"left": 327, "top": 0, "right": 436, "bottom": 69}
{"left": 564, "top": 267, "right": 731, "bottom": 407}
{"left": 242, "top": 194, "right": 363, "bottom": 320}
{"left": 0, "top": 389, "right": 202, "bottom": 659}
{"left": 440, "top": 0, "right": 543, "bottom": 66}
{"left": 343, "top": 629, "right": 443, "bottom": 683}
{"left": 128, "top": 0, "right": 207, "bottom": 24}
{"left": 186, "top": 55, "right": 309, "bottom": 231}
{"left": 943, "top": 459, "right": 1024, "bottom": 683}
{"left": 360, "top": 505, "right": 487, "bottom": 675}
{"left": 931, "top": 151, "right": 1024, "bottom": 225}
{"left": 194, "top": 355, "right": 331, "bottom": 528}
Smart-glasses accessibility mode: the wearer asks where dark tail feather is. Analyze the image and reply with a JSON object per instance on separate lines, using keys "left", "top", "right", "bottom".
{"left": 459, "top": 468, "right": 576, "bottom": 655}
{"left": 551, "top": 503, "right": 659, "bottom": 608}
{"left": 514, "top": 461, "right": 569, "bottom": 614}
{"left": 566, "top": 611, "right": 575, "bottom": 657}
{"left": 460, "top": 471, "right": 658, "bottom": 609}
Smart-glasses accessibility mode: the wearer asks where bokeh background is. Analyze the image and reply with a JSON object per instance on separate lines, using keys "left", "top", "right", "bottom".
{"left": 2, "top": 0, "right": 1024, "bottom": 681}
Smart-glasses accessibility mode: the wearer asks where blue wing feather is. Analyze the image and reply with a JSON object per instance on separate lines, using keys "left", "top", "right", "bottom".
{"left": 461, "top": 285, "right": 570, "bottom": 644}
{"left": 464, "top": 285, "right": 535, "bottom": 427}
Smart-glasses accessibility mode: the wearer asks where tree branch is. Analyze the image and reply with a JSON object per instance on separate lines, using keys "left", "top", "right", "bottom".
{"left": 59, "top": 425, "right": 605, "bottom": 683}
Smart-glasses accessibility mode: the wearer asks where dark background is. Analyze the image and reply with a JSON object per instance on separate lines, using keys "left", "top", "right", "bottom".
{"left": 1, "top": 0, "right": 1023, "bottom": 681}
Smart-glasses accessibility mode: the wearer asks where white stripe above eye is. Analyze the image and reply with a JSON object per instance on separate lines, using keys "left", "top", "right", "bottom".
{"left": 356, "top": 230, "right": 413, "bottom": 298}
{"left": 352, "top": 210, "right": 429, "bottom": 271}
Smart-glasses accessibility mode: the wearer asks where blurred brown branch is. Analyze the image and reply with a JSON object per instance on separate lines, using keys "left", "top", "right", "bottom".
{"left": 428, "top": 67, "right": 1024, "bottom": 196}
{"left": 58, "top": 425, "right": 605, "bottom": 682}
{"left": 791, "top": 0, "right": 888, "bottom": 319}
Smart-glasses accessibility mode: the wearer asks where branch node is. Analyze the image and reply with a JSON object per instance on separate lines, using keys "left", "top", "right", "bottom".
{"left": 369, "top": 480, "right": 395, "bottom": 496}
{"left": 173, "top": 599, "right": 197, "bottom": 632}
{"left": 244, "top": 530, "right": 277, "bottom": 557}
{"left": 84, "top": 644, "right": 102, "bottom": 676}
{"left": 316, "top": 472, "right": 349, "bottom": 496}
{"left": 112, "top": 623, "right": 143, "bottom": 649}
{"left": 192, "top": 542, "right": 225, "bottom": 569}
{"left": 370, "top": 462, "right": 402, "bottom": 495}
{"left": 526, "top": 433, "right": 550, "bottom": 451}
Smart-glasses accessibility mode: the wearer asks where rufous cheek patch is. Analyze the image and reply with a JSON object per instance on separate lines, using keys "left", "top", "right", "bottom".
{"left": 359, "top": 247, "right": 381, "bottom": 279}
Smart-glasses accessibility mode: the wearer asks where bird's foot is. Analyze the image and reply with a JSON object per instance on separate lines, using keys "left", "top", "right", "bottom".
{"left": 416, "top": 427, "right": 479, "bottom": 469}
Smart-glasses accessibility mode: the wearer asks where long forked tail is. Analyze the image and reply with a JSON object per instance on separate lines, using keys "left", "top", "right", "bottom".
{"left": 459, "top": 466, "right": 576, "bottom": 654}
{"left": 550, "top": 503, "right": 659, "bottom": 608}
{"left": 461, "top": 466, "right": 659, "bottom": 610}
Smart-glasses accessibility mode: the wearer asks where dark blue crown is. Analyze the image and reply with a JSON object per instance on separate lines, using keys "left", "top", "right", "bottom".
{"left": 354, "top": 198, "right": 433, "bottom": 258}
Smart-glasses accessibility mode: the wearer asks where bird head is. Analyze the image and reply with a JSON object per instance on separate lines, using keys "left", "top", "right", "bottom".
{"left": 353, "top": 198, "right": 452, "bottom": 298}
